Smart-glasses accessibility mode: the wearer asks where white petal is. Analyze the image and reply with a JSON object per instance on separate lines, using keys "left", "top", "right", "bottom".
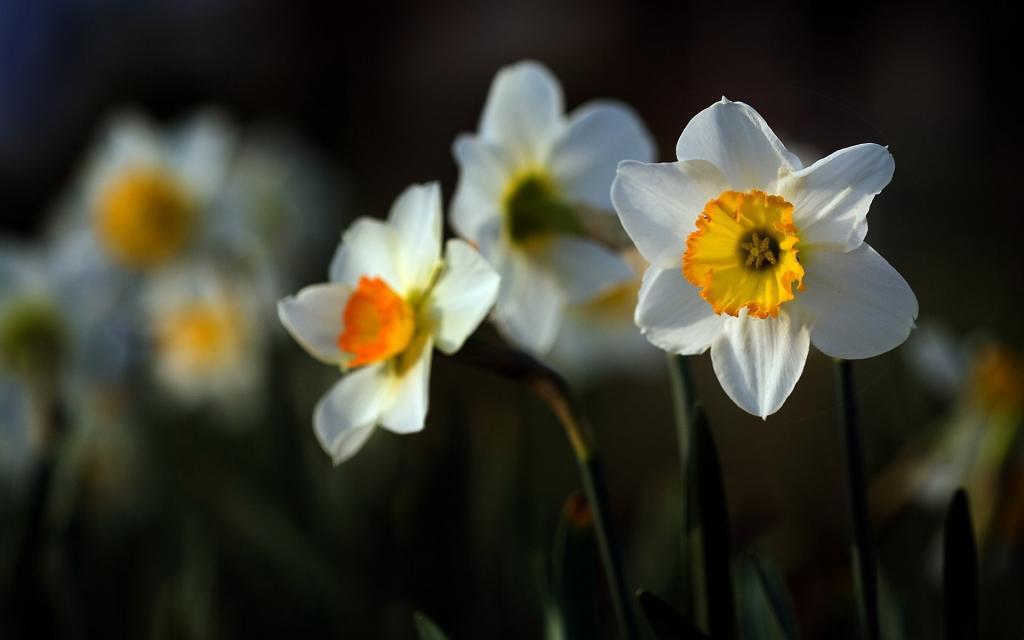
{"left": 169, "top": 110, "right": 236, "bottom": 203}
{"left": 428, "top": 239, "right": 500, "bottom": 354}
{"left": 493, "top": 248, "right": 565, "bottom": 355}
{"left": 903, "top": 323, "right": 968, "bottom": 396}
{"left": 379, "top": 338, "right": 434, "bottom": 434}
{"left": 388, "top": 182, "right": 444, "bottom": 289}
{"left": 635, "top": 266, "right": 724, "bottom": 354}
{"left": 479, "top": 60, "right": 564, "bottom": 165}
{"left": 450, "top": 135, "right": 515, "bottom": 243}
{"left": 710, "top": 311, "right": 810, "bottom": 418}
{"left": 611, "top": 159, "right": 728, "bottom": 268}
{"left": 328, "top": 218, "right": 403, "bottom": 291}
{"left": 550, "top": 100, "right": 655, "bottom": 211}
{"left": 792, "top": 243, "right": 918, "bottom": 360}
{"left": 781, "top": 144, "right": 894, "bottom": 251}
{"left": 101, "top": 113, "right": 162, "bottom": 165}
{"left": 540, "top": 236, "right": 632, "bottom": 304}
{"left": 313, "top": 364, "right": 392, "bottom": 464}
{"left": 675, "top": 98, "right": 800, "bottom": 190}
{"left": 277, "top": 283, "right": 350, "bottom": 364}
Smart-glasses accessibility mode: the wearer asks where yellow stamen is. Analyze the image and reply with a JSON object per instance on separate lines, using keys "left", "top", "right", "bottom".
{"left": 339, "top": 277, "right": 416, "bottom": 368}
{"left": 96, "top": 169, "right": 194, "bottom": 268}
{"left": 682, "top": 190, "right": 805, "bottom": 318}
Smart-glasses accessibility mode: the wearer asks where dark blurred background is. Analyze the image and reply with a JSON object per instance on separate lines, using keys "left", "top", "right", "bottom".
{"left": 1, "top": 1, "right": 1021, "bottom": 638}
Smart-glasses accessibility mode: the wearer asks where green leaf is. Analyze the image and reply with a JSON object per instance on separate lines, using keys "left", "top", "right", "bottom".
{"left": 685, "top": 404, "right": 738, "bottom": 638}
{"left": 636, "top": 589, "right": 709, "bottom": 639}
{"left": 943, "top": 489, "right": 979, "bottom": 640}
{"left": 413, "top": 611, "right": 450, "bottom": 640}
{"left": 736, "top": 552, "right": 798, "bottom": 640}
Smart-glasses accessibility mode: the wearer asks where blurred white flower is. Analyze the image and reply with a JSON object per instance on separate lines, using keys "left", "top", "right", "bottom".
{"left": 451, "top": 60, "right": 655, "bottom": 355}
{"left": 544, "top": 249, "right": 660, "bottom": 386}
{"left": 613, "top": 98, "right": 918, "bottom": 418}
{"left": 41, "top": 109, "right": 240, "bottom": 387}
{"left": 279, "top": 182, "right": 499, "bottom": 464}
{"left": 52, "top": 108, "right": 236, "bottom": 272}
{"left": 0, "top": 240, "right": 69, "bottom": 478}
{"left": 218, "top": 130, "right": 341, "bottom": 294}
{"left": 143, "top": 262, "right": 269, "bottom": 411}
{"left": 904, "top": 322, "right": 976, "bottom": 400}
{"left": 876, "top": 325, "right": 1024, "bottom": 533}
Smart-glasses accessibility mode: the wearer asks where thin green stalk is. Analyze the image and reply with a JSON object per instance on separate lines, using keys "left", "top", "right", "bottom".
{"left": 451, "top": 339, "right": 639, "bottom": 640}
{"left": 834, "top": 359, "right": 881, "bottom": 640}
{"left": 667, "top": 354, "right": 697, "bottom": 621}
{"left": 667, "top": 354, "right": 696, "bottom": 477}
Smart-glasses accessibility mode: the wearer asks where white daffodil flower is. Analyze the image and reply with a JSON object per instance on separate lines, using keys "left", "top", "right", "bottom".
{"left": 545, "top": 249, "right": 660, "bottom": 386}
{"left": 50, "top": 108, "right": 235, "bottom": 272}
{"left": 278, "top": 182, "right": 500, "bottom": 464}
{"left": 612, "top": 98, "right": 918, "bottom": 418}
{"left": 451, "top": 60, "right": 655, "bottom": 355}
{"left": 143, "top": 263, "right": 269, "bottom": 412}
{"left": 218, "top": 130, "right": 340, "bottom": 294}
{"left": 0, "top": 240, "right": 70, "bottom": 480}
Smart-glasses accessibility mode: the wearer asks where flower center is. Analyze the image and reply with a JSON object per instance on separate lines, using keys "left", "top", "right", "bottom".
{"left": 741, "top": 231, "right": 779, "bottom": 269}
{"left": 503, "top": 172, "right": 584, "bottom": 244}
{"left": 682, "top": 190, "right": 805, "bottom": 318}
{"left": 156, "top": 300, "right": 245, "bottom": 369}
{"left": 96, "top": 169, "right": 194, "bottom": 268}
{"left": 0, "top": 299, "right": 66, "bottom": 375}
{"left": 338, "top": 277, "right": 416, "bottom": 368}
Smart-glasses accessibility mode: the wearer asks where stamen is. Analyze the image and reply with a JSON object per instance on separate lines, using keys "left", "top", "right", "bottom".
{"left": 741, "top": 231, "right": 779, "bottom": 270}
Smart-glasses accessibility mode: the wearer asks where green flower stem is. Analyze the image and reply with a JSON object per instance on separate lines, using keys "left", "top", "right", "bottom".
{"left": 452, "top": 339, "right": 639, "bottom": 640}
{"left": 9, "top": 375, "right": 66, "bottom": 636}
{"left": 666, "top": 354, "right": 697, "bottom": 621}
{"left": 834, "top": 359, "right": 881, "bottom": 640}
{"left": 667, "top": 354, "right": 696, "bottom": 471}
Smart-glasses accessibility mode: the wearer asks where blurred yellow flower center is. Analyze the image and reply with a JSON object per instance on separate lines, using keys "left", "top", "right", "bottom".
{"left": 503, "top": 172, "right": 584, "bottom": 244}
{"left": 970, "top": 345, "right": 1024, "bottom": 414}
{"left": 157, "top": 300, "right": 244, "bottom": 369}
{"left": 339, "top": 276, "right": 415, "bottom": 368}
{"left": 96, "top": 169, "right": 194, "bottom": 268}
{"left": 0, "top": 299, "right": 66, "bottom": 375}
{"left": 683, "top": 190, "right": 805, "bottom": 318}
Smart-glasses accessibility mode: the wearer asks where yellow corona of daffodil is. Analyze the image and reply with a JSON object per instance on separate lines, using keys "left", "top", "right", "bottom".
{"left": 278, "top": 182, "right": 499, "bottom": 463}
{"left": 612, "top": 98, "right": 918, "bottom": 417}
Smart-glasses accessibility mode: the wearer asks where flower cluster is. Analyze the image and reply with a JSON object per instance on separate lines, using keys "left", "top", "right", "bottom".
{"left": 1, "top": 109, "right": 340, "bottom": 482}
{"left": 2, "top": 60, "right": 919, "bottom": 472}
{"left": 275, "top": 64, "right": 919, "bottom": 463}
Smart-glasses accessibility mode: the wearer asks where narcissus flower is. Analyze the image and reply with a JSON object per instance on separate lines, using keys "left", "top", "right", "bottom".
{"left": 52, "top": 109, "right": 235, "bottom": 271}
{"left": 219, "top": 130, "right": 341, "bottom": 294}
{"left": 612, "top": 98, "right": 918, "bottom": 418}
{"left": 279, "top": 183, "right": 500, "bottom": 463}
{"left": 451, "top": 60, "right": 655, "bottom": 355}
{"left": 0, "top": 242, "right": 67, "bottom": 478}
{"left": 545, "top": 249, "right": 660, "bottom": 386}
{"left": 144, "top": 263, "right": 269, "bottom": 411}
